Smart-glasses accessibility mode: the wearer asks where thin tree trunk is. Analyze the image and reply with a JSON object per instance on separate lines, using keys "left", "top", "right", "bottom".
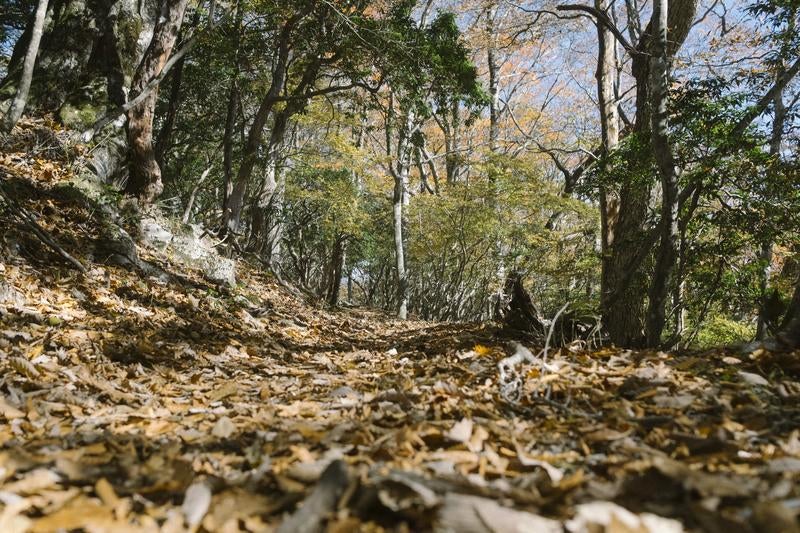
{"left": 1, "top": 0, "right": 48, "bottom": 132}
{"left": 757, "top": 77, "right": 786, "bottom": 339}
{"left": 250, "top": 91, "right": 306, "bottom": 260}
{"left": 487, "top": 1, "right": 499, "bottom": 154}
{"left": 645, "top": 0, "right": 680, "bottom": 346}
{"left": 392, "top": 108, "right": 414, "bottom": 320}
{"left": 393, "top": 171, "right": 408, "bottom": 319}
{"left": 221, "top": 0, "right": 244, "bottom": 220}
{"left": 182, "top": 164, "right": 213, "bottom": 224}
{"left": 326, "top": 237, "right": 346, "bottom": 307}
{"left": 222, "top": 18, "right": 295, "bottom": 235}
{"left": 223, "top": 10, "right": 322, "bottom": 236}
{"left": 595, "top": 0, "right": 620, "bottom": 321}
{"left": 154, "top": 52, "right": 186, "bottom": 167}
{"left": 347, "top": 270, "right": 353, "bottom": 303}
{"left": 222, "top": 81, "right": 240, "bottom": 217}
{"left": 124, "top": 0, "right": 190, "bottom": 203}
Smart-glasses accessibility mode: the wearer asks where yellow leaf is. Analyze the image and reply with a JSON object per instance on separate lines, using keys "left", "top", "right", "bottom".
{"left": 473, "top": 344, "right": 492, "bottom": 357}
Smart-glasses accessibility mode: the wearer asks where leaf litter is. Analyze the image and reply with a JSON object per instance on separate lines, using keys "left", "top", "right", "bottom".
{"left": 1, "top": 122, "right": 800, "bottom": 532}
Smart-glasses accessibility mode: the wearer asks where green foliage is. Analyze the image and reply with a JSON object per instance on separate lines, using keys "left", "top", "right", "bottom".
{"left": 375, "top": 8, "right": 487, "bottom": 117}
{"left": 425, "top": 13, "right": 489, "bottom": 113}
{"left": 400, "top": 154, "right": 598, "bottom": 320}
{"left": 582, "top": 133, "right": 654, "bottom": 196}
{"left": 693, "top": 313, "right": 756, "bottom": 349}
{"left": 285, "top": 167, "right": 366, "bottom": 241}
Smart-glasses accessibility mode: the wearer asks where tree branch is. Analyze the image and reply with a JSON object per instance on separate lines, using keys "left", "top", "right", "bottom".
{"left": 729, "top": 54, "right": 800, "bottom": 140}
{"left": 557, "top": 4, "right": 639, "bottom": 56}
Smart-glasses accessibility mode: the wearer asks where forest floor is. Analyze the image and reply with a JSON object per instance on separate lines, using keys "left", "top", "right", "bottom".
{"left": 1, "top": 121, "right": 800, "bottom": 532}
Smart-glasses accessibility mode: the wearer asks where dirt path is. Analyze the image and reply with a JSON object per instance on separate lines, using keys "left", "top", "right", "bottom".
{"left": 2, "top": 240, "right": 800, "bottom": 531}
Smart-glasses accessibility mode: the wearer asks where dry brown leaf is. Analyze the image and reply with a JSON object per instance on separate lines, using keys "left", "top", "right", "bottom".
{"left": 9, "top": 356, "right": 40, "bottom": 378}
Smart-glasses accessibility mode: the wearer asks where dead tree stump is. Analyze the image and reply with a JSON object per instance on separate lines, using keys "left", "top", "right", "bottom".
{"left": 495, "top": 273, "right": 545, "bottom": 336}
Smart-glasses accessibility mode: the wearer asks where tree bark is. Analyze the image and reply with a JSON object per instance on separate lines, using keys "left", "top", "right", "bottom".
{"left": 153, "top": 50, "right": 186, "bottom": 167}
{"left": 645, "top": 0, "right": 680, "bottom": 346}
{"left": 778, "top": 279, "right": 800, "bottom": 348}
{"left": 757, "top": 76, "right": 786, "bottom": 339}
{"left": 124, "top": 0, "right": 190, "bottom": 203}
{"left": 603, "top": 0, "right": 697, "bottom": 347}
{"left": 2, "top": 0, "right": 49, "bottom": 132}
{"left": 325, "top": 237, "right": 346, "bottom": 307}
{"left": 595, "top": 0, "right": 620, "bottom": 324}
{"left": 391, "top": 106, "right": 415, "bottom": 320}
{"left": 602, "top": 5, "right": 652, "bottom": 347}
{"left": 487, "top": 1, "right": 499, "bottom": 154}
{"left": 250, "top": 149, "right": 284, "bottom": 265}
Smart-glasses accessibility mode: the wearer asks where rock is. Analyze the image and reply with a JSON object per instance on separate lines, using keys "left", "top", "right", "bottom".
{"left": 93, "top": 221, "right": 139, "bottom": 265}
{"left": 138, "top": 213, "right": 236, "bottom": 286}
{"left": 87, "top": 131, "right": 129, "bottom": 183}
{"left": 139, "top": 217, "right": 173, "bottom": 249}
{"left": 767, "top": 457, "right": 800, "bottom": 474}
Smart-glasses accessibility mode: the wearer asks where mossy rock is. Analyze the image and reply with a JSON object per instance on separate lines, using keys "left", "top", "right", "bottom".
{"left": 58, "top": 102, "right": 103, "bottom": 130}
{"left": 116, "top": 15, "right": 144, "bottom": 81}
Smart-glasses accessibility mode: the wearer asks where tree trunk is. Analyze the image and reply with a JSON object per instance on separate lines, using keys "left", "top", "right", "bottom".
{"left": 603, "top": 0, "right": 697, "bottom": 347}
{"left": 221, "top": 0, "right": 243, "bottom": 220}
{"left": 250, "top": 151, "right": 284, "bottom": 266}
{"left": 153, "top": 51, "right": 186, "bottom": 167}
{"left": 393, "top": 171, "right": 409, "bottom": 319}
{"left": 757, "top": 76, "right": 786, "bottom": 339}
{"left": 487, "top": 1, "right": 499, "bottom": 154}
{"left": 387, "top": 105, "right": 416, "bottom": 320}
{"left": 1, "top": 0, "right": 48, "bottom": 132}
{"left": 778, "top": 279, "right": 800, "bottom": 348}
{"left": 595, "top": 0, "right": 620, "bottom": 323}
{"left": 221, "top": 79, "right": 239, "bottom": 216}
{"left": 645, "top": 0, "right": 680, "bottom": 346}
{"left": 250, "top": 95, "right": 303, "bottom": 261}
{"left": 222, "top": 12, "right": 308, "bottom": 235}
{"left": 124, "top": 0, "right": 190, "bottom": 203}
{"left": 602, "top": 11, "right": 653, "bottom": 347}
{"left": 604, "top": 188, "right": 650, "bottom": 346}
{"left": 392, "top": 108, "right": 414, "bottom": 320}
{"left": 326, "top": 237, "right": 346, "bottom": 307}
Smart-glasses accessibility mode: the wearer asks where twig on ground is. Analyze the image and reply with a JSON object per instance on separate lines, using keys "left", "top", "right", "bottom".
{"left": 539, "top": 302, "right": 569, "bottom": 370}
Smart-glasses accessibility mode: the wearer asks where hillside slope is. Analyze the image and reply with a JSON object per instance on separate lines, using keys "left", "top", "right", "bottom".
{"left": 1, "top": 121, "right": 799, "bottom": 532}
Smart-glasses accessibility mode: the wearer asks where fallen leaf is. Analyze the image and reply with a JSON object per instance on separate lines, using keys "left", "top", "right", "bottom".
{"left": 739, "top": 371, "right": 770, "bottom": 387}
{"left": 566, "top": 501, "right": 683, "bottom": 533}
{"left": 212, "top": 416, "right": 236, "bottom": 438}
{"left": 182, "top": 482, "right": 212, "bottom": 529}
{"left": 446, "top": 418, "right": 474, "bottom": 443}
